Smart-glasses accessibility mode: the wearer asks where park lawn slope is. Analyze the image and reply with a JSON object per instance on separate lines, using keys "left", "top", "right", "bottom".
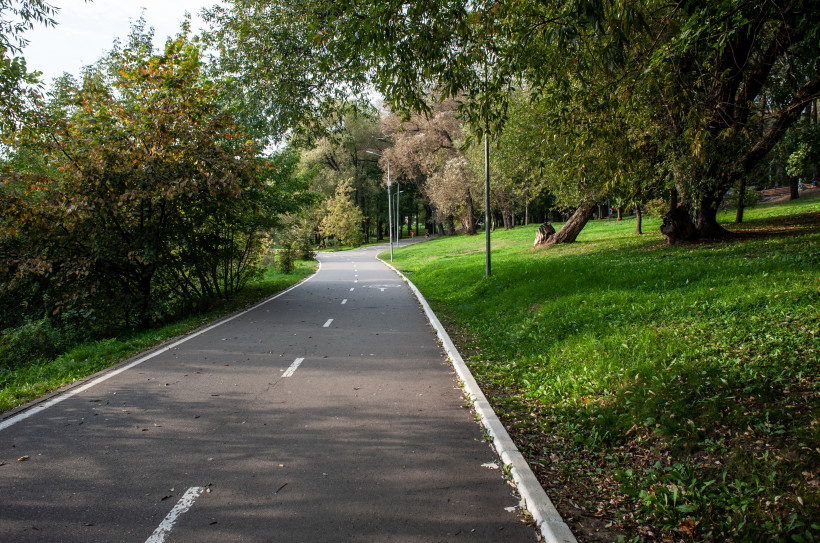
{"left": 387, "top": 200, "right": 819, "bottom": 542}
{"left": 0, "top": 260, "right": 318, "bottom": 413}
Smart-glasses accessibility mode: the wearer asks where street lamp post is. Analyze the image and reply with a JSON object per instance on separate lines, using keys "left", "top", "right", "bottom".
{"left": 366, "top": 151, "right": 393, "bottom": 262}
{"left": 396, "top": 188, "right": 403, "bottom": 246}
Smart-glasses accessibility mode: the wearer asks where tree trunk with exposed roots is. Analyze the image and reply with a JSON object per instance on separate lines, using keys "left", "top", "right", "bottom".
{"left": 535, "top": 201, "right": 596, "bottom": 247}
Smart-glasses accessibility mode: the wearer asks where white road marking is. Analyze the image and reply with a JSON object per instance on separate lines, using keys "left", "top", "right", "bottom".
{"left": 0, "top": 262, "right": 323, "bottom": 433}
{"left": 341, "top": 299, "right": 347, "bottom": 305}
{"left": 349, "top": 288, "right": 354, "bottom": 291}
{"left": 283, "top": 358, "right": 305, "bottom": 378}
{"left": 379, "top": 288, "right": 385, "bottom": 292}
{"left": 145, "top": 486, "right": 205, "bottom": 543}
{"left": 323, "top": 319, "right": 334, "bottom": 328}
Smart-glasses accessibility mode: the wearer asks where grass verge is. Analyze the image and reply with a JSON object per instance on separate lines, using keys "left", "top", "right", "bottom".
{"left": 385, "top": 199, "right": 819, "bottom": 542}
{"left": 0, "top": 260, "right": 318, "bottom": 414}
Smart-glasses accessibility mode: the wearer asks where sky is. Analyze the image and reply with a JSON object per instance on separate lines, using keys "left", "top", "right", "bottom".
{"left": 22, "top": 0, "right": 220, "bottom": 86}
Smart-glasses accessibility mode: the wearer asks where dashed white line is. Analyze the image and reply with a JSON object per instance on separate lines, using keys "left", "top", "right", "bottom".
{"left": 145, "top": 486, "right": 205, "bottom": 543}
{"left": 341, "top": 299, "right": 348, "bottom": 305}
{"left": 0, "top": 262, "right": 323, "bottom": 433}
{"left": 283, "top": 357, "right": 305, "bottom": 377}
{"left": 323, "top": 319, "right": 334, "bottom": 328}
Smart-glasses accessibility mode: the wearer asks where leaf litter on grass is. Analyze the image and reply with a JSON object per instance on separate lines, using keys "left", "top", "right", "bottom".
{"left": 389, "top": 204, "right": 820, "bottom": 542}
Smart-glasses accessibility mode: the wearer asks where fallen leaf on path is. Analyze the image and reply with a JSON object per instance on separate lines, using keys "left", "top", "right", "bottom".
{"left": 17, "top": 456, "right": 29, "bottom": 462}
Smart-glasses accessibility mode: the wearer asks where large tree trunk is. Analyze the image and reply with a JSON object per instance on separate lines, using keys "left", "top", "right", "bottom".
{"left": 463, "top": 190, "right": 476, "bottom": 235}
{"left": 661, "top": 205, "right": 696, "bottom": 244}
{"left": 617, "top": 207, "right": 623, "bottom": 221}
{"left": 537, "top": 201, "right": 596, "bottom": 247}
{"left": 502, "top": 210, "right": 513, "bottom": 230}
{"left": 661, "top": 187, "right": 730, "bottom": 243}
{"left": 735, "top": 178, "right": 746, "bottom": 223}
{"left": 694, "top": 189, "right": 730, "bottom": 238}
{"left": 635, "top": 205, "right": 643, "bottom": 235}
{"left": 446, "top": 215, "right": 455, "bottom": 235}
{"left": 789, "top": 177, "right": 800, "bottom": 200}
{"left": 533, "top": 222, "right": 555, "bottom": 246}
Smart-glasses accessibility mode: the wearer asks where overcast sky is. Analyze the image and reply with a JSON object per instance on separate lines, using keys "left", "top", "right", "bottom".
{"left": 23, "top": 0, "right": 220, "bottom": 86}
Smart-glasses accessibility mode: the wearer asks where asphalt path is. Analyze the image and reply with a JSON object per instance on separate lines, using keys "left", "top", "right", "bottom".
{"left": 0, "top": 243, "right": 538, "bottom": 542}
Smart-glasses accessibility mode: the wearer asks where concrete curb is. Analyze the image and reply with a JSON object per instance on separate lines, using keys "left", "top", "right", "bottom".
{"left": 378, "top": 257, "right": 577, "bottom": 543}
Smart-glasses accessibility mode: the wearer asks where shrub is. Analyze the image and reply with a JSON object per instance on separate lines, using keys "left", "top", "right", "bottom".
{"left": 0, "top": 318, "right": 74, "bottom": 369}
{"left": 643, "top": 198, "right": 667, "bottom": 218}
{"left": 276, "top": 246, "right": 296, "bottom": 274}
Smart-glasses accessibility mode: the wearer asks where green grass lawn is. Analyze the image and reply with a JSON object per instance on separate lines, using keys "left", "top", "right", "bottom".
{"left": 0, "top": 260, "right": 318, "bottom": 413}
{"left": 384, "top": 198, "right": 819, "bottom": 542}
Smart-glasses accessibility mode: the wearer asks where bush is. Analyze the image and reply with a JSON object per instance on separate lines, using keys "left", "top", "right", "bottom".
{"left": 643, "top": 198, "right": 668, "bottom": 218}
{"left": 0, "top": 318, "right": 74, "bottom": 369}
{"left": 276, "top": 246, "right": 296, "bottom": 274}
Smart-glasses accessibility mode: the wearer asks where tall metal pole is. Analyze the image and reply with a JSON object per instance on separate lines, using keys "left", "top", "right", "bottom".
{"left": 395, "top": 181, "right": 401, "bottom": 246}
{"left": 387, "top": 160, "right": 393, "bottom": 261}
{"left": 367, "top": 150, "right": 393, "bottom": 261}
{"left": 484, "top": 131, "right": 491, "bottom": 277}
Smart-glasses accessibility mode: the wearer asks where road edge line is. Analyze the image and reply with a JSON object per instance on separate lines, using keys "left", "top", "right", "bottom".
{"left": 0, "top": 261, "right": 323, "bottom": 432}
{"left": 378, "top": 256, "right": 577, "bottom": 543}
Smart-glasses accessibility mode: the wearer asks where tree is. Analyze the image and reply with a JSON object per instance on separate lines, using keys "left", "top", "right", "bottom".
{"left": 0, "top": 0, "right": 57, "bottom": 133}
{"left": 380, "top": 98, "right": 470, "bottom": 234}
{"left": 1, "top": 25, "right": 284, "bottom": 330}
{"left": 297, "top": 102, "right": 386, "bottom": 242}
{"left": 638, "top": 0, "right": 820, "bottom": 241}
{"left": 426, "top": 155, "right": 479, "bottom": 234}
{"left": 319, "top": 179, "right": 364, "bottom": 247}
{"left": 202, "top": 0, "right": 371, "bottom": 144}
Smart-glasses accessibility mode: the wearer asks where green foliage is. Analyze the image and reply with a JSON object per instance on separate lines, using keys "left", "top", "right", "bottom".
{"left": 319, "top": 179, "right": 364, "bottom": 247}
{"left": 0, "top": 24, "right": 311, "bottom": 332}
{"left": 386, "top": 199, "right": 820, "bottom": 540}
{"left": 726, "top": 186, "right": 763, "bottom": 210}
{"left": 642, "top": 198, "right": 667, "bottom": 218}
{"left": 787, "top": 143, "right": 812, "bottom": 179}
{"left": 0, "top": 0, "right": 57, "bottom": 133}
{"left": 275, "top": 245, "right": 296, "bottom": 274}
{"left": 0, "top": 317, "right": 75, "bottom": 369}
{"left": 202, "top": 1, "right": 371, "bottom": 142}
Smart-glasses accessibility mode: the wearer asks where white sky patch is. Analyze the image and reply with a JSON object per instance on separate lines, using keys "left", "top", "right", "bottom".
{"left": 23, "top": 0, "right": 220, "bottom": 86}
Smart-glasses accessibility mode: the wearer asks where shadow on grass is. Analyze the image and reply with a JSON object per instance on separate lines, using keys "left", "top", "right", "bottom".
{"left": 396, "top": 205, "right": 819, "bottom": 541}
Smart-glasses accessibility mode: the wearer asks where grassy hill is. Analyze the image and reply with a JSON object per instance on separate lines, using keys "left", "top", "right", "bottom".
{"left": 385, "top": 198, "right": 819, "bottom": 542}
